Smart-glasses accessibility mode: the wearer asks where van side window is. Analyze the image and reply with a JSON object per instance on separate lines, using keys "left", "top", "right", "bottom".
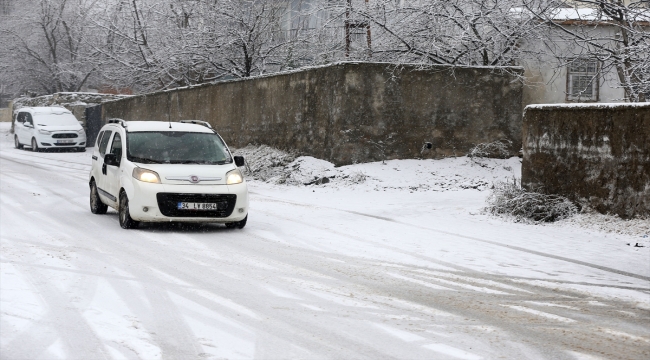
{"left": 99, "top": 131, "right": 112, "bottom": 156}
{"left": 16, "top": 112, "right": 26, "bottom": 123}
{"left": 96, "top": 131, "right": 105, "bottom": 148}
{"left": 109, "top": 133, "right": 122, "bottom": 161}
{"left": 25, "top": 114, "right": 33, "bottom": 125}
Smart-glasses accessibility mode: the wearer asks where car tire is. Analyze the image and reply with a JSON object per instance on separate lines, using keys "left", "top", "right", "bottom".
{"left": 225, "top": 215, "right": 247, "bottom": 229}
{"left": 119, "top": 191, "right": 139, "bottom": 229}
{"left": 31, "top": 138, "right": 40, "bottom": 152}
{"left": 90, "top": 181, "right": 108, "bottom": 214}
{"left": 14, "top": 135, "right": 23, "bottom": 149}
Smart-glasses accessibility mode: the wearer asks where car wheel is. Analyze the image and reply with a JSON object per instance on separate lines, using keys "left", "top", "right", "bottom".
{"left": 225, "top": 215, "right": 247, "bottom": 229}
{"left": 90, "top": 181, "right": 108, "bottom": 214}
{"left": 31, "top": 138, "right": 40, "bottom": 152}
{"left": 119, "top": 191, "right": 139, "bottom": 229}
{"left": 14, "top": 135, "right": 23, "bottom": 149}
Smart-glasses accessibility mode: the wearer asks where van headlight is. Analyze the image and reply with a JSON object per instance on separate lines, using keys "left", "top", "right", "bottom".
{"left": 38, "top": 129, "right": 51, "bottom": 135}
{"left": 132, "top": 168, "right": 161, "bottom": 183}
{"left": 77, "top": 129, "right": 85, "bottom": 134}
{"left": 226, "top": 169, "right": 243, "bottom": 184}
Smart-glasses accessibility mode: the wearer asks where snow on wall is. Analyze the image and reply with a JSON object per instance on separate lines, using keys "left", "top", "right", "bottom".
{"left": 522, "top": 104, "right": 650, "bottom": 218}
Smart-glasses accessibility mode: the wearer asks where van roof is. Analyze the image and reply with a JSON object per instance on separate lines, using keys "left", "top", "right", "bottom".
{"left": 109, "top": 121, "right": 215, "bottom": 134}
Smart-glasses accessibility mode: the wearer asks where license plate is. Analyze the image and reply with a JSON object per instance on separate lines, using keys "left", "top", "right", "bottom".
{"left": 56, "top": 140, "right": 74, "bottom": 144}
{"left": 177, "top": 202, "right": 219, "bottom": 210}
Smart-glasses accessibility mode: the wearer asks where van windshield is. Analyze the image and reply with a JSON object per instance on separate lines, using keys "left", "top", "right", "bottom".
{"left": 127, "top": 131, "right": 233, "bottom": 165}
{"left": 35, "top": 113, "right": 79, "bottom": 126}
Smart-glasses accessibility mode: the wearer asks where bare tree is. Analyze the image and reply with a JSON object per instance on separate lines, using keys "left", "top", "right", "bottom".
{"left": 312, "top": 0, "right": 553, "bottom": 69}
{"left": 93, "top": 0, "right": 314, "bottom": 92}
{"left": 0, "top": 0, "right": 103, "bottom": 94}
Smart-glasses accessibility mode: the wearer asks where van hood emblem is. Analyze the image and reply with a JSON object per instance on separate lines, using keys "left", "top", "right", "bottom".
{"left": 165, "top": 175, "right": 222, "bottom": 183}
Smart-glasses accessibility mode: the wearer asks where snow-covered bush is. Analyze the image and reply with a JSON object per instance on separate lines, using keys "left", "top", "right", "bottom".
{"left": 485, "top": 178, "right": 577, "bottom": 223}
{"left": 346, "top": 171, "right": 368, "bottom": 184}
{"left": 468, "top": 139, "right": 512, "bottom": 160}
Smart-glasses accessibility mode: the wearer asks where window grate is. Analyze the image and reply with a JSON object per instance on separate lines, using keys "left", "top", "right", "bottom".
{"left": 567, "top": 59, "right": 599, "bottom": 101}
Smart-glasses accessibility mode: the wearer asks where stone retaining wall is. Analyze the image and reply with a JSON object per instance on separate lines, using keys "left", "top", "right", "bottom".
{"left": 102, "top": 62, "right": 523, "bottom": 165}
{"left": 522, "top": 103, "right": 650, "bottom": 218}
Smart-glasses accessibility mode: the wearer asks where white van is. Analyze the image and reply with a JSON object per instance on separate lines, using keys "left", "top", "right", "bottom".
{"left": 13, "top": 107, "right": 87, "bottom": 152}
{"left": 88, "top": 119, "right": 248, "bottom": 229}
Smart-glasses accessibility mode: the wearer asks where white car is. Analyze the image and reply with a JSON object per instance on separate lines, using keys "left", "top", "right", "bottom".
{"left": 88, "top": 119, "right": 248, "bottom": 229}
{"left": 14, "top": 107, "right": 87, "bottom": 152}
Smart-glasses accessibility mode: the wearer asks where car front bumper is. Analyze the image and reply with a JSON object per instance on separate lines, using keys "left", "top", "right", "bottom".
{"left": 36, "top": 133, "right": 86, "bottom": 148}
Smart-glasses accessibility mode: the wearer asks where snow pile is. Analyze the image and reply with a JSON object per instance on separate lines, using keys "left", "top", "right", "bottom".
{"left": 234, "top": 144, "right": 520, "bottom": 191}
{"left": 233, "top": 145, "right": 368, "bottom": 186}
{"left": 233, "top": 145, "right": 298, "bottom": 183}
{"left": 557, "top": 212, "right": 650, "bottom": 239}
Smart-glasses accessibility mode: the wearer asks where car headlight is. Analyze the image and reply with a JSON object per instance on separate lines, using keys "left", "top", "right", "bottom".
{"left": 77, "top": 129, "right": 85, "bottom": 134}
{"left": 226, "top": 169, "right": 243, "bottom": 185}
{"left": 38, "top": 129, "right": 51, "bottom": 135}
{"left": 132, "top": 168, "right": 161, "bottom": 183}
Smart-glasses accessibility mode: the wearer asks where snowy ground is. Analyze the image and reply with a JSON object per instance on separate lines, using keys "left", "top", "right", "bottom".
{"left": 1, "top": 122, "right": 648, "bottom": 359}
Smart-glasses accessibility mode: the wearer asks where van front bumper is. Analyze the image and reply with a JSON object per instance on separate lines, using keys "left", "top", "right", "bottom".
{"left": 127, "top": 182, "right": 249, "bottom": 223}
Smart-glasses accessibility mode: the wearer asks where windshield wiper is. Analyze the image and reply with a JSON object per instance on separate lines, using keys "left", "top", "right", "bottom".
{"left": 170, "top": 160, "right": 231, "bottom": 165}
{"left": 171, "top": 160, "right": 206, "bottom": 164}
{"left": 130, "top": 156, "right": 163, "bottom": 164}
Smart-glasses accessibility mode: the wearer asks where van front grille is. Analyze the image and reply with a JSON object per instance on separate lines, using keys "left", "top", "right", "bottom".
{"left": 156, "top": 193, "right": 236, "bottom": 218}
{"left": 52, "top": 133, "right": 78, "bottom": 138}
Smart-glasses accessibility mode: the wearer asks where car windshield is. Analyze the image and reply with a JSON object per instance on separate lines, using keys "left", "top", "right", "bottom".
{"left": 35, "top": 113, "right": 79, "bottom": 126}
{"left": 127, "top": 131, "right": 232, "bottom": 165}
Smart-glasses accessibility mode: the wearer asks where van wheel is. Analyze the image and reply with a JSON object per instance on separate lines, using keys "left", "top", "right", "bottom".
{"left": 226, "top": 215, "right": 247, "bottom": 229}
{"left": 90, "top": 181, "right": 108, "bottom": 214}
{"left": 31, "top": 138, "right": 40, "bottom": 152}
{"left": 14, "top": 135, "right": 23, "bottom": 149}
{"left": 119, "top": 191, "right": 139, "bottom": 229}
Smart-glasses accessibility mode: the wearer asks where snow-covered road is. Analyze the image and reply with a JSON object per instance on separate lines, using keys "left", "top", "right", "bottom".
{"left": 1, "top": 123, "right": 648, "bottom": 359}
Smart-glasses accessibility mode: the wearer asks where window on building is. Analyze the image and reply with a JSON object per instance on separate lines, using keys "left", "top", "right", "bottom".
{"left": 566, "top": 58, "right": 599, "bottom": 102}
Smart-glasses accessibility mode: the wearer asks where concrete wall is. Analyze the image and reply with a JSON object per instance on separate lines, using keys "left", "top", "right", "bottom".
{"left": 0, "top": 108, "right": 11, "bottom": 122}
{"left": 102, "top": 62, "right": 523, "bottom": 165}
{"left": 522, "top": 103, "right": 650, "bottom": 219}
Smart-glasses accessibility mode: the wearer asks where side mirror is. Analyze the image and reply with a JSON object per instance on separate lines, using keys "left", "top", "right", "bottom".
{"left": 234, "top": 156, "right": 245, "bottom": 167}
{"left": 104, "top": 153, "right": 119, "bottom": 167}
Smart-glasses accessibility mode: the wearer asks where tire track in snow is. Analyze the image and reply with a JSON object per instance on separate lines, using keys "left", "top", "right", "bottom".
{"left": 252, "top": 193, "right": 650, "bottom": 282}
{"left": 0, "top": 155, "right": 88, "bottom": 179}
{"left": 3, "top": 148, "right": 92, "bottom": 166}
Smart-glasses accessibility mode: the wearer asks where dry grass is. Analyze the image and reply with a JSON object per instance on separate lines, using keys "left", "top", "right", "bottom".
{"left": 485, "top": 178, "right": 578, "bottom": 223}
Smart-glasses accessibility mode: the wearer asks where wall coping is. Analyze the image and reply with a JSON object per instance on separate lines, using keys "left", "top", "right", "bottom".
{"left": 525, "top": 102, "right": 650, "bottom": 111}
{"left": 101, "top": 61, "right": 524, "bottom": 105}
